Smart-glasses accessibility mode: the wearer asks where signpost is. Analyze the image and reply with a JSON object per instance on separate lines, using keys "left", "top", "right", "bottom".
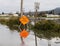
{"left": 20, "top": 0, "right": 23, "bottom": 17}
{"left": 20, "top": 0, "right": 40, "bottom": 46}
{"left": 20, "top": 0, "right": 24, "bottom": 43}
{"left": 34, "top": 2, "right": 40, "bottom": 46}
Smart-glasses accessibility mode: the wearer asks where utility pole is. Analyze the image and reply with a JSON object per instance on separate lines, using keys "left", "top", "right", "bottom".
{"left": 20, "top": 0, "right": 23, "bottom": 16}
{"left": 20, "top": 0, "right": 24, "bottom": 43}
{"left": 34, "top": 2, "right": 40, "bottom": 46}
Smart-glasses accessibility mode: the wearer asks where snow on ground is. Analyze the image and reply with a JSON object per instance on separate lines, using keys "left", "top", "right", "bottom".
{"left": 0, "top": 24, "right": 60, "bottom": 46}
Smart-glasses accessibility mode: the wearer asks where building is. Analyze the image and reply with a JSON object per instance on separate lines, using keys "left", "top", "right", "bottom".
{"left": 46, "top": 14, "right": 60, "bottom": 18}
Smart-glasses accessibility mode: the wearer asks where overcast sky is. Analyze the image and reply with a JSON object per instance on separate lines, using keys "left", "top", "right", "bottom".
{"left": 0, "top": 0, "right": 60, "bottom": 13}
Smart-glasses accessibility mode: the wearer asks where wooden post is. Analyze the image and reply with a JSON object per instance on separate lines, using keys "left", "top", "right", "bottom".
{"left": 20, "top": 0, "right": 24, "bottom": 43}
{"left": 34, "top": 9, "right": 38, "bottom": 46}
{"left": 34, "top": 2, "right": 40, "bottom": 46}
{"left": 34, "top": 4, "right": 38, "bottom": 46}
{"left": 20, "top": 0, "right": 23, "bottom": 17}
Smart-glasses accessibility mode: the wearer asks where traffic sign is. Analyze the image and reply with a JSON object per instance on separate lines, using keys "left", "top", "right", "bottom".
{"left": 19, "top": 15, "right": 29, "bottom": 25}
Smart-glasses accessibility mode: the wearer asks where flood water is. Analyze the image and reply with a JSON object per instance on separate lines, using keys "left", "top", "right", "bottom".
{"left": 0, "top": 24, "right": 20, "bottom": 46}
{"left": 0, "top": 24, "right": 60, "bottom": 46}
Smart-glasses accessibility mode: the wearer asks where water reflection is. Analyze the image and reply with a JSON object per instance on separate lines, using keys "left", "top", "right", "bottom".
{"left": 0, "top": 24, "right": 60, "bottom": 46}
{"left": 0, "top": 24, "right": 20, "bottom": 46}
